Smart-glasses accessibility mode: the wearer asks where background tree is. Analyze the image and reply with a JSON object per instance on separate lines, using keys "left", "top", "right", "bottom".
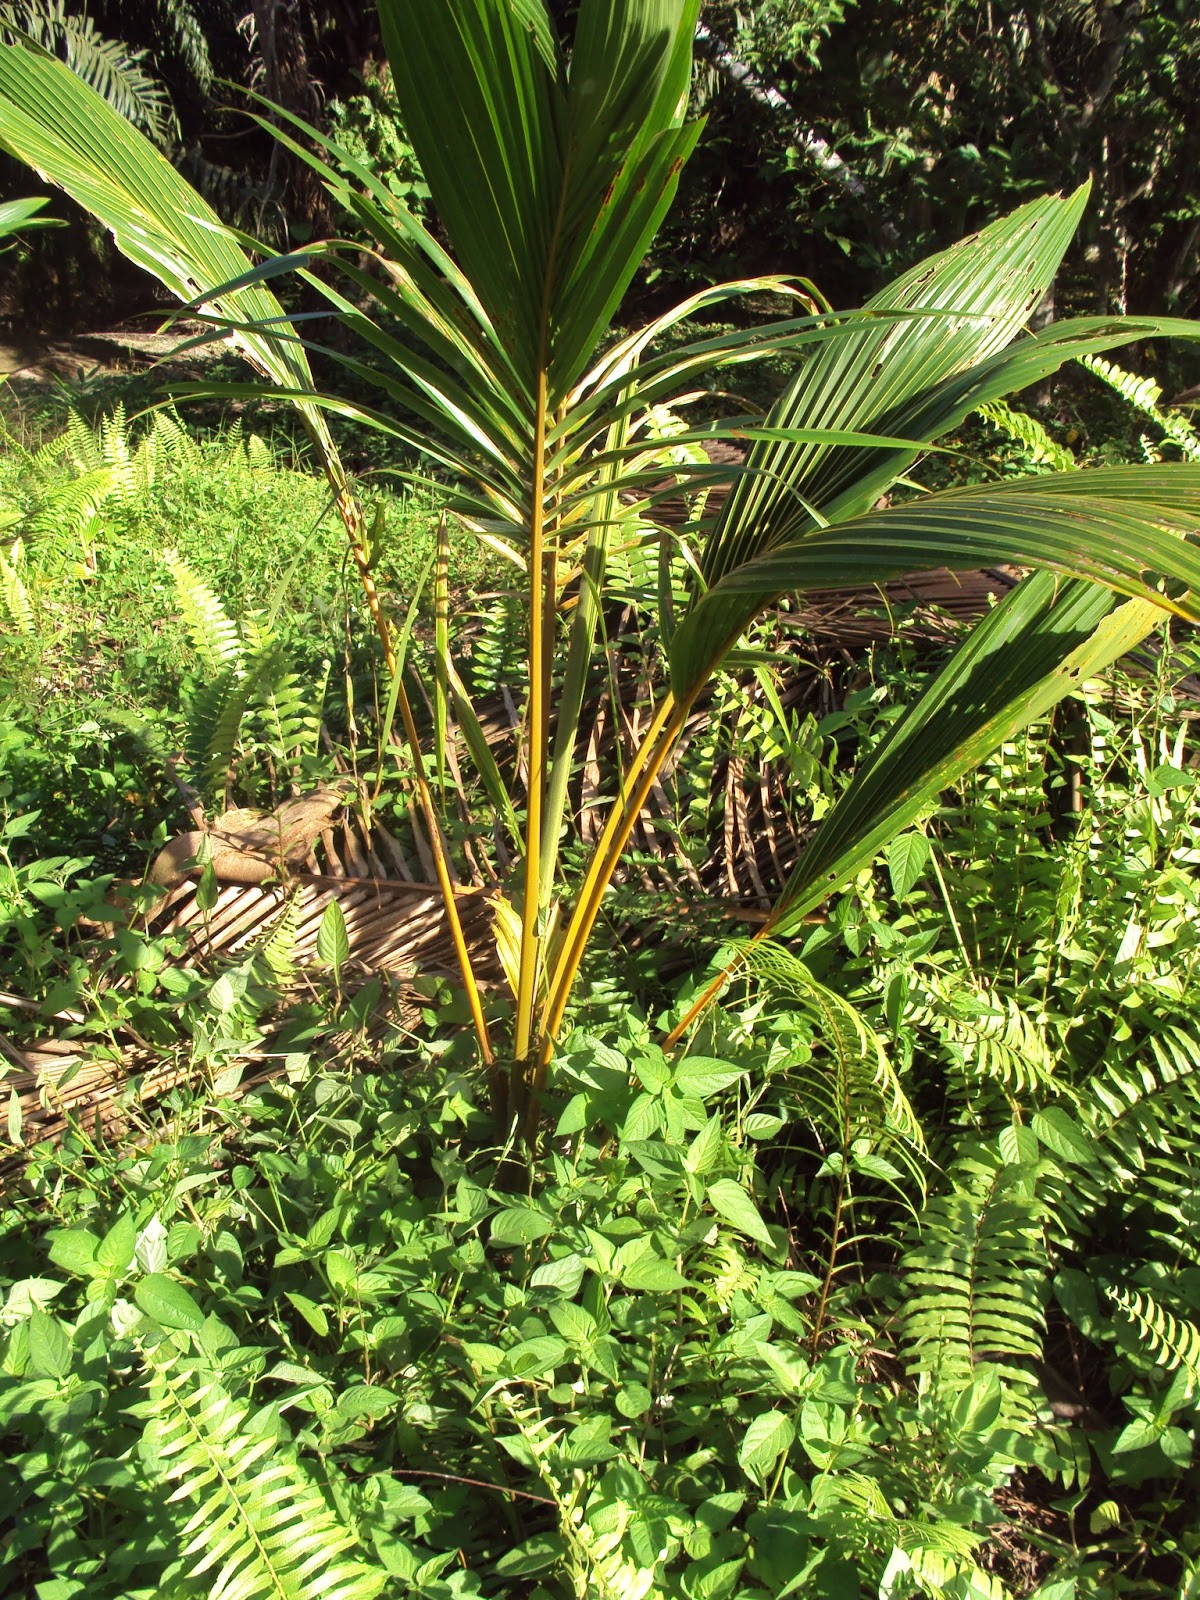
{"left": 663, "top": 0, "right": 1200, "bottom": 333}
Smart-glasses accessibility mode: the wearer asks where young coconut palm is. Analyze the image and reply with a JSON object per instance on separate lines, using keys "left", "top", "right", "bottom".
{"left": 2, "top": 0, "right": 1200, "bottom": 1141}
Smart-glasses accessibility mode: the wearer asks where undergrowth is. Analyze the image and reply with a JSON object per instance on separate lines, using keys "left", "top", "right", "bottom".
{"left": 3, "top": 395, "right": 1200, "bottom": 1597}
{"left": 2, "top": 622, "right": 1199, "bottom": 1598}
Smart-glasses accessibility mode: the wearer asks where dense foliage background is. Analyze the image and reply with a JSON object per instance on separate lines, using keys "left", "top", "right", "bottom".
{"left": 2, "top": 1, "right": 1198, "bottom": 336}
{"left": 3, "top": 5, "right": 1200, "bottom": 1599}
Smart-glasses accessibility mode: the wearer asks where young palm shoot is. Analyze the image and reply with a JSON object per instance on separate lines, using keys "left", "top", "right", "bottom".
{"left": 3, "top": 2, "right": 1200, "bottom": 1145}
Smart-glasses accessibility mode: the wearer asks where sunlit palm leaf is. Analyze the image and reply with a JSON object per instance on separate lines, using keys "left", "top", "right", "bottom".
{"left": 672, "top": 467, "right": 1200, "bottom": 689}
{"left": 375, "top": 0, "right": 701, "bottom": 400}
{"left": 701, "top": 188, "right": 1091, "bottom": 590}
{"left": 0, "top": 48, "right": 327, "bottom": 443}
{"left": 0, "top": 192, "right": 57, "bottom": 236}
{"left": 768, "top": 578, "right": 1168, "bottom": 935}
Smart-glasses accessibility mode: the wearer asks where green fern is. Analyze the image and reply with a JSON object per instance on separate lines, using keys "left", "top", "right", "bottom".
{"left": 166, "top": 549, "right": 243, "bottom": 674}
{"left": 975, "top": 399, "right": 1076, "bottom": 472}
{"left": 142, "top": 1342, "right": 384, "bottom": 1600}
{"left": 1059, "top": 1021, "right": 1200, "bottom": 1255}
{"left": 166, "top": 552, "right": 331, "bottom": 801}
{"left": 254, "top": 896, "right": 302, "bottom": 984}
{"left": 1109, "top": 1286, "right": 1200, "bottom": 1380}
{"left": 742, "top": 939, "right": 926, "bottom": 1191}
{"left": 902, "top": 1145, "right": 1048, "bottom": 1397}
{"left": 1081, "top": 354, "right": 1200, "bottom": 463}
{"left": 466, "top": 588, "right": 523, "bottom": 697}
{"left": 0, "top": 535, "right": 34, "bottom": 634}
{"left": 916, "top": 980, "right": 1058, "bottom": 1103}
{"left": 24, "top": 466, "right": 118, "bottom": 540}
{"left": 815, "top": 1472, "right": 1008, "bottom": 1600}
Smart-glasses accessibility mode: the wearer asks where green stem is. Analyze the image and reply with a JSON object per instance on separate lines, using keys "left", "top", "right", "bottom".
{"left": 540, "top": 521, "right": 607, "bottom": 884}
{"left": 513, "top": 369, "right": 551, "bottom": 1071}
{"left": 535, "top": 690, "right": 692, "bottom": 1084}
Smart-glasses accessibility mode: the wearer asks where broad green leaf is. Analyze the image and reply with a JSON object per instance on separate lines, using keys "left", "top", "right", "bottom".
{"left": 887, "top": 832, "right": 930, "bottom": 900}
{"left": 324, "top": 1250, "right": 358, "bottom": 1296}
{"left": 737, "top": 1408, "right": 795, "bottom": 1481}
{"left": 304, "top": 1208, "right": 341, "bottom": 1251}
{"left": 47, "top": 1228, "right": 101, "bottom": 1278}
{"left": 616, "top": 1384, "right": 652, "bottom": 1418}
{"left": 621, "top": 1091, "right": 666, "bottom": 1142}
{"left": 530, "top": 1252, "right": 588, "bottom": 1295}
{"left": 707, "top": 1178, "right": 774, "bottom": 1246}
{"left": 621, "top": 1255, "right": 691, "bottom": 1292}
{"left": 673, "top": 1058, "right": 745, "bottom": 1099}
{"left": 286, "top": 1291, "right": 330, "bottom": 1338}
{"left": 999, "top": 1122, "right": 1040, "bottom": 1167}
{"left": 688, "top": 1557, "right": 747, "bottom": 1599}
{"left": 195, "top": 858, "right": 218, "bottom": 913}
{"left": 316, "top": 899, "right": 350, "bottom": 978}
{"left": 554, "top": 1092, "right": 591, "bottom": 1137}
{"left": 1113, "top": 1415, "right": 1163, "bottom": 1454}
{"left": 337, "top": 1384, "right": 400, "bottom": 1420}
{"left": 1032, "top": 1106, "right": 1095, "bottom": 1167}
{"left": 97, "top": 1212, "right": 137, "bottom": 1275}
{"left": 135, "top": 1274, "right": 205, "bottom": 1333}
{"left": 501, "top": 1335, "right": 569, "bottom": 1378}
{"left": 494, "top": 1534, "right": 564, "bottom": 1578}
{"left": 547, "top": 1301, "right": 596, "bottom": 1345}
{"left": 27, "top": 1307, "right": 71, "bottom": 1380}
{"left": 685, "top": 1114, "right": 725, "bottom": 1175}
{"left": 490, "top": 1205, "right": 557, "bottom": 1246}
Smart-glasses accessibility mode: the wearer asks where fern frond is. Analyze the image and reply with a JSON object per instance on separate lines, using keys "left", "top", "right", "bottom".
{"left": 913, "top": 979, "right": 1057, "bottom": 1108}
{"left": 184, "top": 665, "right": 243, "bottom": 794}
{"left": 1085, "top": 1024, "right": 1200, "bottom": 1192}
{"left": 98, "top": 403, "right": 138, "bottom": 499}
{"left": 1081, "top": 354, "right": 1200, "bottom": 463}
{"left": 143, "top": 1344, "right": 384, "bottom": 1600}
{"left": 255, "top": 895, "right": 301, "bottom": 984}
{"left": 816, "top": 1473, "right": 1006, "bottom": 1600}
{"left": 25, "top": 466, "right": 118, "bottom": 539}
{"left": 467, "top": 590, "right": 522, "bottom": 696}
{"left": 166, "top": 549, "right": 243, "bottom": 674}
{"left": 0, "top": 537, "right": 34, "bottom": 635}
{"left": 27, "top": 430, "right": 69, "bottom": 478}
{"left": 144, "top": 0, "right": 214, "bottom": 94}
{"left": 252, "top": 662, "right": 329, "bottom": 775}
{"left": 1109, "top": 1287, "right": 1200, "bottom": 1380}
{"left": 743, "top": 939, "right": 927, "bottom": 1186}
{"left": 63, "top": 406, "right": 101, "bottom": 473}
{"left": 902, "top": 1146, "right": 1047, "bottom": 1396}
{"left": 975, "top": 399, "right": 1076, "bottom": 472}
{"left": 147, "top": 409, "right": 202, "bottom": 475}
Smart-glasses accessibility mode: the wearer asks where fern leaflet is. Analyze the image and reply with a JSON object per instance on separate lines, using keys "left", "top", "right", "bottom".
{"left": 143, "top": 1343, "right": 384, "bottom": 1600}
{"left": 1109, "top": 1286, "right": 1200, "bottom": 1380}
{"left": 902, "top": 1146, "right": 1048, "bottom": 1397}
